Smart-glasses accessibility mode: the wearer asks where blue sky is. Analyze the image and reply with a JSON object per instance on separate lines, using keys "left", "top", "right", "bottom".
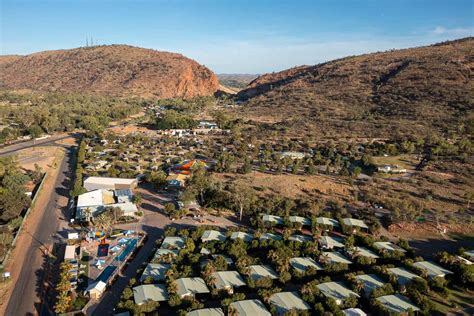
{"left": 1, "top": 0, "right": 473, "bottom": 73}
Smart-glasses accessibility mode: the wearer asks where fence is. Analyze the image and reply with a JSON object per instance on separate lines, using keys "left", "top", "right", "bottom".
{"left": 0, "top": 173, "right": 47, "bottom": 269}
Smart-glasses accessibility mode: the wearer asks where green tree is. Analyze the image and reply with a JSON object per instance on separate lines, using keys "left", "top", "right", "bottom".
{"left": 229, "top": 183, "right": 256, "bottom": 221}
{"left": 28, "top": 125, "right": 43, "bottom": 138}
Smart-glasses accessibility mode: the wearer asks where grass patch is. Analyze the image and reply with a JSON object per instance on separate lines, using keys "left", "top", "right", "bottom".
{"left": 372, "top": 154, "right": 418, "bottom": 169}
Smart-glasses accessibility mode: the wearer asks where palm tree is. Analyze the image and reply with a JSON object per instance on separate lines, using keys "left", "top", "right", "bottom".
{"left": 93, "top": 213, "right": 110, "bottom": 232}
{"left": 206, "top": 274, "right": 217, "bottom": 289}
{"left": 83, "top": 207, "right": 93, "bottom": 222}
{"left": 165, "top": 268, "right": 176, "bottom": 280}
{"left": 228, "top": 305, "right": 238, "bottom": 316}
{"left": 111, "top": 206, "right": 124, "bottom": 224}
{"left": 353, "top": 279, "right": 364, "bottom": 294}
{"left": 319, "top": 253, "right": 331, "bottom": 266}
{"left": 132, "top": 194, "right": 143, "bottom": 207}
{"left": 167, "top": 280, "right": 178, "bottom": 295}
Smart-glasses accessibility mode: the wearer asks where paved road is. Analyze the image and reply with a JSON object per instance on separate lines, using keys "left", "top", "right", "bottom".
{"left": 0, "top": 134, "right": 75, "bottom": 157}
{"left": 3, "top": 137, "right": 78, "bottom": 316}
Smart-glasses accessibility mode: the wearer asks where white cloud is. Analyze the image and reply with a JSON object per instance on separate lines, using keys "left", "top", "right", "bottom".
{"left": 433, "top": 26, "right": 447, "bottom": 34}
{"left": 432, "top": 26, "right": 473, "bottom": 36}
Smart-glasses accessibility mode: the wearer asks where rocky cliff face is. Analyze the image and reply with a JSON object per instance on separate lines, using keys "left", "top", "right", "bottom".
{"left": 0, "top": 45, "right": 219, "bottom": 99}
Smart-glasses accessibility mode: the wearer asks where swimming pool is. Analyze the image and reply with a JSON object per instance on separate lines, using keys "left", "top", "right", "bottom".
{"left": 96, "top": 265, "right": 117, "bottom": 283}
{"left": 116, "top": 238, "right": 138, "bottom": 262}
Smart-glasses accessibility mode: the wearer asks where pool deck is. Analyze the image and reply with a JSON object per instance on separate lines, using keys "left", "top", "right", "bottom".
{"left": 84, "top": 234, "right": 145, "bottom": 287}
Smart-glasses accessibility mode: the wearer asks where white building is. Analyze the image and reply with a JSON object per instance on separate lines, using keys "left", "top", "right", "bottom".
{"left": 377, "top": 165, "right": 407, "bottom": 174}
{"left": 76, "top": 189, "right": 138, "bottom": 221}
{"left": 280, "top": 151, "right": 307, "bottom": 159}
{"left": 86, "top": 281, "right": 107, "bottom": 299}
{"left": 64, "top": 245, "right": 76, "bottom": 261}
{"left": 83, "top": 176, "right": 137, "bottom": 191}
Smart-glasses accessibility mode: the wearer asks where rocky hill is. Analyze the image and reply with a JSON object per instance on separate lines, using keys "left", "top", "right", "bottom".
{"left": 217, "top": 73, "right": 259, "bottom": 90}
{"left": 237, "top": 38, "right": 474, "bottom": 139}
{"left": 0, "top": 45, "right": 219, "bottom": 99}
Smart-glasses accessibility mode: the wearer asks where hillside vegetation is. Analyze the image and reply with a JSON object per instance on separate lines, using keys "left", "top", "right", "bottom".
{"left": 0, "top": 91, "right": 143, "bottom": 143}
{"left": 217, "top": 74, "right": 259, "bottom": 90}
{"left": 237, "top": 38, "right": 474, "bottom": 139}
{"left": 0, "top": 45, "right": 219, "bottom": 99}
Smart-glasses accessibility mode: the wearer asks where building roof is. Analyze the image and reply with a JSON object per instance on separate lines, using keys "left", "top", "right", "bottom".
{"left": 230, "top": 232, "right": 253, "bottom": 242}
{"left": 317, "top": 281, "right": 360, "bottom": 301}
{"left": 140, "top": 263, "right": 170, "bottom": 282}
{"left": 281, "top": 151, "right": 306, "bottom": 158}
{"left": 84, "top": 176, "right": 136, "bottom": 186}
{"left": 289, "top": 234, "right": 313, "bottom": 243}
{"left": 373, "top": 241, "right": 407, "bottom": 253}
{"left": 176, "top": 277, "right": 210, "bottom": 297}
{"left": 109, "top": 202, "right": 138, "bottom": 214}
{"left": 229, "top": 299, "right": 271, "bottom": 316}
{"left": 321, "top": 252, "right": 353, "bottom": 264}
{"left": 343, "top": 308, "right": 367, "bottom": 316}
{"left": 153, "top": 248, "right": 179, "bottom": 261}
{"left": 316, "top": 217, "right": 340, "bottom": 227}
{"left": 86, "top": 280, "right": 106, "bottom": 293}
{"left": 64, "top": 245, "right": 76, "bottom": 260}
{"left": 261, "top": 214, "right": 283, "bottom": 225}
{"left": 77, "top": 189, "right": 110, "bottom": 208}
{"left": 388, "top": 267, "right": 420, "bottom": 285}
{"left": 249, "top": 265, "right": 279, "bottom": 280}
{"left": 355, "top": 274, "right": 385, "bottom": 295}
{"left": 289, "top": 215, "right": 311, "bottom": 226}
{"left": 319, "top": 236, "right": 345, "bottom": 249}
{"left": 351, "top": 247, "right": 380, "bottom": 259}
{"left": 162, "top": 236, "right": 186, "bottom": 249}
{"left": 212, "top": 271, "right": 246, "bottom": 290}
{"left": 200, "top": 247, "right": 211, "bottom": 255}
{"left": 376, "top": 294, "right": 420, "bottom": 313}
{"left": 269, "top": 292, "right": 310, "bottom": 315}
{"left": 166, "top": 173, "right": 189, "bottom": 183}
{"left": 259, "top": 233, "right": 282, "bottom": 241}
{"left": 211, "top": 254, "right": 234, "bottom": 265}
{"left": 290, "top": 257, "right": 323, "bottom": 273}
{"left": 412, "top": 261, "right": 453, "bottom": 278}
{"left": 201, "top": 230, "right": 227, "bottom": 242}
{"left": 115, "top": 188, "right": 133, "bottom": 197}
{"left": 456, "top": 256, "right": 473, "bottom": 265}
{"left": 464, "top": 249, "right": 474, "bottom": 258}
{"left": 341, "top": 218, "right": 369, "bottom": 229}
{"left": 133, "top": 284, "right": 169, "bottom": 305}
{"left": 187, "top": 308, "right": 224, "bottom": 316}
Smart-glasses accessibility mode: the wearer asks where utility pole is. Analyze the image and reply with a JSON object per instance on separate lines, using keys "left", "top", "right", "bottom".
{"left": 86, "top": 37, "right": 89, "bottom": 47}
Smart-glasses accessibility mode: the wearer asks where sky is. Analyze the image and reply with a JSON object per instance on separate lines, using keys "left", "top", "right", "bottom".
{"left": 1, "top": 0, "right": 473, "bottom": 73}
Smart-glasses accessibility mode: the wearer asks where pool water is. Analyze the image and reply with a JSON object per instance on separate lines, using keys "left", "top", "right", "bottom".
{"left": 96, "top": 265, "right": 116, "bottom": 283}
{"left": 116, "top": 238, "right": 138, "bottom": 262}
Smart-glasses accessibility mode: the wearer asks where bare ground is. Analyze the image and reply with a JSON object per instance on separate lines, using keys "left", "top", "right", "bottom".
{"left": 216, "top": 171, "right": 354, "bottom": 201}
